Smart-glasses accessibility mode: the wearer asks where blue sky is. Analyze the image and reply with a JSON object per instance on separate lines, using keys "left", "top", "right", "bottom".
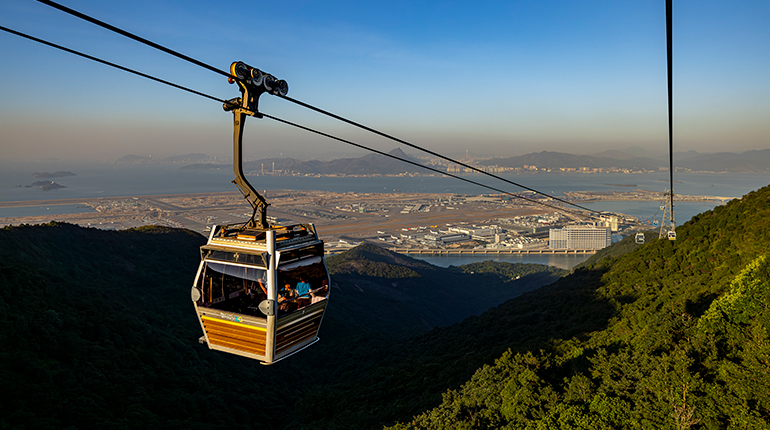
{"left": 1, "top": 0, "right": 768, "bottom": 161}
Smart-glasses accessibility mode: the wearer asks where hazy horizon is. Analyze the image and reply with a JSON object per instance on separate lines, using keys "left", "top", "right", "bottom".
{"left": 1, "top": 1, "right": 769, "bottom": 162}
{"left": 3, "top": 145, "right": 769, "bottom": 166}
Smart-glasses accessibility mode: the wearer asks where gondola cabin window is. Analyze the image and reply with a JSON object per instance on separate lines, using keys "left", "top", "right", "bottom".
{"left": 277, "top": 256, "right": 329, "bottom": 315}
{"left": 196, "top": 261, "right": 268, "bottom": 317}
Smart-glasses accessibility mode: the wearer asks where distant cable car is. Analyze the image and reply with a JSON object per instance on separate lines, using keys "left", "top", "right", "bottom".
{"left": 191, "top": 224, "right": 329, "bottom": 364}
{"left": 189, "top": 61, "right": 329, "bottom": 363}
{"left": 668, "top": 230, "right": 677, "bottom": 241}
{"left": 635, "top": 232, "right": 645, "bottom": 244}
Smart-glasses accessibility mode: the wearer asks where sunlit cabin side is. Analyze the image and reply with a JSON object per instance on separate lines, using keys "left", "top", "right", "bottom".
{"left": 191, "top": 223, "right": 329, "bottom": 364}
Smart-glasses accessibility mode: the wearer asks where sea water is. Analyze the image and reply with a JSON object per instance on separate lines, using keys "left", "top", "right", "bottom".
{"left": 0, "top": 204, "right": 96, "bottom": 218}
{"left": 2, "top": 161, "right": 766, "bottom": 218}
{"left": 2, "top": 161, "right": 766, "bottom": 197}
{"left": 2, "top": 160, "right": 766, "bottom": 269}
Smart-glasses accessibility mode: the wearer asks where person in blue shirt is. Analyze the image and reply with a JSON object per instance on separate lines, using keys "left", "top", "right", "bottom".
{"left": 296, "top": 278, "right": 311, "bottom": 297}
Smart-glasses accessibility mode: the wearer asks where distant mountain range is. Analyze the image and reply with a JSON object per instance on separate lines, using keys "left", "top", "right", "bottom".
{"left": 480, "top": 149, "right": 770, "bottom": 173}
{"left": 115, "top": 153, "right": 214, "bottom": 164}
{"left": 478, "top": 150, "right": 665, "bottom": 170}
{"left": 675, "top": 149, "right": 770, "bottom": 173}
{"left": 133, "top": 148, "right": 769, "bottom": 174}
{"left": 182, "top": 147, "right": 425, "bottom": 175}
{"left": 32, "top": 171, "right": 76, "bottom": 179}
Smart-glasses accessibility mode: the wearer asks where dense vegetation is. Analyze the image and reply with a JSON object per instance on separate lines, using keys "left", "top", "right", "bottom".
{"left": 386, "top": 184, "right": 770, "bottom": 429}
{"left": 2, "top": 183, "right": 768, "bottom": 429}
{"left": 0, "top": 222, "right": 562, "bottom": 429}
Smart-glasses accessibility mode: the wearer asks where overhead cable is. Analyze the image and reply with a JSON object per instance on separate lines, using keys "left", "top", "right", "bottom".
{"left": 35, "top": 0, "right": 600, "bottom": 216}
{"left": 0, "top": 25, "right": 225, "bottom": 105}
{"left": 665, "top": 0, "right": 675, "bottom": 221}
{"left": 278, "top": 94, "right": 592, "bottom": 212}
{"left": 1, "top": 23, "right": 600, "bottom": 219}
{"left": 261, "top": 113, "right": 589, "bottom": 217}
{"left": 35, "top": 0, "right": 234, "bottom": 80}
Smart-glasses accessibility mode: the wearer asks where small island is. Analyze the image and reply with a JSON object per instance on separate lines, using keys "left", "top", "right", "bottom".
{"left": 32, "top": 171, "right": 76, "bottom": 179}
{"left": 28, "top": 181, "right": 67, "bottom": 191}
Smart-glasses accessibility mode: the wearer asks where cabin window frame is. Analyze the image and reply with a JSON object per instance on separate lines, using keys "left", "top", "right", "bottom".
{"left": 195, "top": 260, "right": 269, "bottom": 317}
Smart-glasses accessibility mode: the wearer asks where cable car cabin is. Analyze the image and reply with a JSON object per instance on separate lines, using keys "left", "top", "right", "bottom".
{"left": 635, "top": 232, "right": 645, "bottom": 244}
{"left": 668, "top": 230, "right": 677, "bottom": 241}
{"left": 191, "top": 223, "right": 330, "bottom": 364}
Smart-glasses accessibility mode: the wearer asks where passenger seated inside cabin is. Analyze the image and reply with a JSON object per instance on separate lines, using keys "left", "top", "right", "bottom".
{"left": 278, "top": 282, "right": 297, "bottom": 314}
{"left": 296, "top": 278, "right": 312, "bottom": 307}
{"left": 276, "top": 256, "right": 328, "bottom": 314}
{"left": 310, "top": 279, "right": 328, "bottom": 304}
{"left": 296, "top": 278, "right": 311, "bottom": 297}
{"left": 243, "top": 278, "right": 269, "bottom": 316}
{"left": 255, "top": 278, "right": 268, "bottom": 297}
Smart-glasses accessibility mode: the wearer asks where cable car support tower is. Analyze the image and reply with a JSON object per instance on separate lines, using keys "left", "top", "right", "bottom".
{"left": 662, "top": 0, "right": 677, "bottom": 241}
{"left": 659, "top": 189, "right": 676, "bottom": 240}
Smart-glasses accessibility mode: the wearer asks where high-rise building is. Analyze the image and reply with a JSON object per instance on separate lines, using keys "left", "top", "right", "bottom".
{"left": 549, "top": 226, "right": 611, "bottom": 249}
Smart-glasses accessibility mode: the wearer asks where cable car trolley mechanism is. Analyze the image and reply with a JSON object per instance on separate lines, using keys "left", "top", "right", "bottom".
{"left": 190, "top": 62, "right": 330, "bottom": 364}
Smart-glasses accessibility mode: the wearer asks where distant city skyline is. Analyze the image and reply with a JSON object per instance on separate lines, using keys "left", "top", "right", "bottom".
{"left": 1, "top": 0, "right": 768, "bottom": 162}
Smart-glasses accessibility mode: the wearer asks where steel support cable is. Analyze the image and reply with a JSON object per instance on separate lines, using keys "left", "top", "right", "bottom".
{"left": 260, "top": 113, "right": 590, "bottom": 218}
{"left": 35, "top": 0, "right": 235, "bottom": 81}
{"left": 0, "top": 24, "right": 592, "bottom": 219}
{"left": 35, "top": 0, "right": 600, "bottom": 216}
{"left": 0, "top": 25, "right": 224, "bottom": 105}
{"left": 666, "top": 0, "right": 675, "bottom": 222}
{"left": 279, "top": 94, "right": 597, "bottom": 214}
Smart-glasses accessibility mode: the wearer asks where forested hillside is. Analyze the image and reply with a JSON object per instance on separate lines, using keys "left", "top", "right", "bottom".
{"left": 0, "top": 222, "right": 562, "bottom": 429}
{"left": 386, "top": 184, "right": 770, "bottom": 429}
{"left": 2, "top": 183, "right": 767, "bottom": 429}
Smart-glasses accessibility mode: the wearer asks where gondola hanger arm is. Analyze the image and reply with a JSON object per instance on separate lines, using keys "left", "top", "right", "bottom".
{"left": 222, "top": 61, "right": 289, "bottom": 230}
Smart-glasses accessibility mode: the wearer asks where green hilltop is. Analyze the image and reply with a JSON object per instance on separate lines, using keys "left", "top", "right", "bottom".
{"left": 0, "top": 182, "right": 768, "bottom": 429}
{"left": 386, "top": 184, "right": 770, "bottom": 429}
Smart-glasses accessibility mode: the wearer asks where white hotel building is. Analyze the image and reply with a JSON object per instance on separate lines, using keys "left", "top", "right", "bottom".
{"left": 549, "top": 226, "right": 612, "bottom": 250}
